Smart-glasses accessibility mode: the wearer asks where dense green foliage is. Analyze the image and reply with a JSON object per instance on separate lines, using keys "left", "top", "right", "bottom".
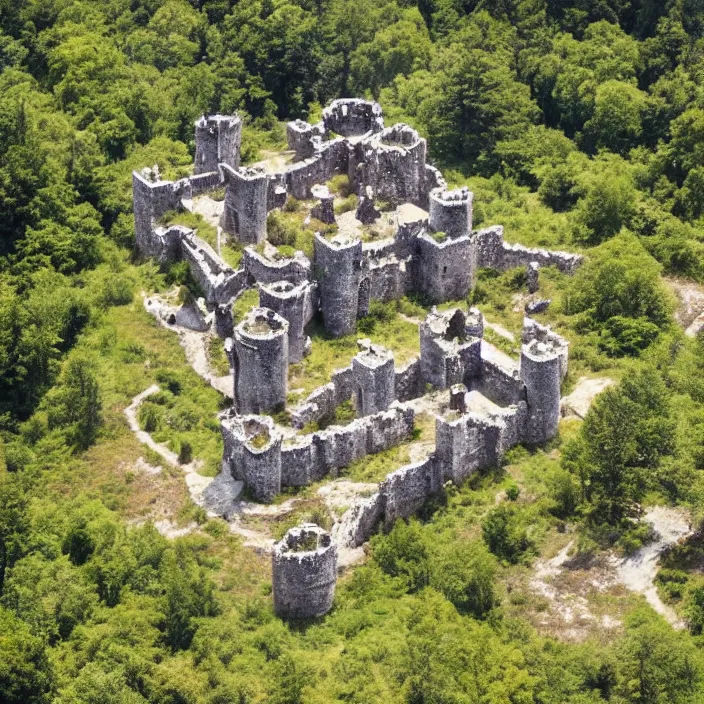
{"left": 2, "top": 0, "right": 704, "bottom": 701}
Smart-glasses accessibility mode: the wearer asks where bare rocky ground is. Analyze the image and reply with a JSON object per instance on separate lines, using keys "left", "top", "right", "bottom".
{"left": 191, "top": 194, "right": 224, "bottom": 229}
{"left": 561, "top": 376, "right": 615, "bottom": 419}
{"left": 143, "top": 291, "right": 233, "bottom": 398}
{"left": 666, "top": 276, "right": 704, "bottom": 336}
{"left": 124, "top": 383, "right": 385, "bottom": 564}
{"left": 529, "top": 506, "right": 692, "bottom": 640}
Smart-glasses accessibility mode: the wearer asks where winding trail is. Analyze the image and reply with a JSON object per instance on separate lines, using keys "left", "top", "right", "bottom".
{"left": 612, "top": 506, "right": 692, "bottom": 628}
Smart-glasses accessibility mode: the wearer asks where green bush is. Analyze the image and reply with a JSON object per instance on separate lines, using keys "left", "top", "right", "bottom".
{"left": 178, "top": 440, "right": 193, "bottom": 464}
{"left": 481, "top": 504, "right": 534, "bottom": 564}
{"left": 371, "top": 519, "right": 430, "bottom": 592}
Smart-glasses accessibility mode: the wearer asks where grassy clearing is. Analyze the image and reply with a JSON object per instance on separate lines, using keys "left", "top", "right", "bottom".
{"left": 289, "top": 312, "right": 420, "bottom": 395}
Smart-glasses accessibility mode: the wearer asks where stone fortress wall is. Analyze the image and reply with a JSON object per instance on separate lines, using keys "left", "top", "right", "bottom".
{"left": 132, "top": 98, "right": 582, "bottom": 619}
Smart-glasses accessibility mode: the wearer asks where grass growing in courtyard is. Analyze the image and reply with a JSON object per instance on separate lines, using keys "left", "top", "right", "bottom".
{"left": 289, "top": 303, "right": 420, "bottom": 395}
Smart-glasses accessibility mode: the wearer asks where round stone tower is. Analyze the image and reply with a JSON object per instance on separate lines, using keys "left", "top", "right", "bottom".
{"left": 314, "top": 233, "right": 363, "bottom": 338}
{"left": 322, "top": 98, "right": 384, "bottom": 137}
{"left": 352, "top": 340, "right": 395, "bottom": 416}
{"left": 233, "top": 307, "right": 289, "bottom": 414}
{"left": 520, "top": 339, "right": 561, "bottom": 445}
{"left": 428, "top": 187, "right": 473, "bottom": 238}
{"left": 272, "top": 524, "right": 338, "bottom": 619}
{"left": 194, "top": 114, "right": 242, "bottom": 174}
{"left": 259, "top": 280, "right": 315, "bottom": 364}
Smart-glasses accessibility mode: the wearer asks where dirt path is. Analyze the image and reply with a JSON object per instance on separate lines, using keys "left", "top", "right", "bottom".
{"left": 561, "top": 376, "right": 615, "bottom": 419}
{"left": 530, "top": 506, "right": 692, "bottom": 638}
{"left": 124, "top": 385, "right": 298, "bottom": 551}
{"left": 144, "top": 293, "right": 233, "bottom": 398}
{"left": 612, "top": 506, "right": 692, "bottom": 628}
{"left": 666, "top": 277, "right": 704, "bottom": 336}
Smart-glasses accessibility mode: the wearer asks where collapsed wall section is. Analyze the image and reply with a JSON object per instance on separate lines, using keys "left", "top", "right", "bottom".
{"left": 180, "top": 231, "right": 246, "bottom": 304}
{"left": 476, "top": 225, "right": 583, "bottom": 274}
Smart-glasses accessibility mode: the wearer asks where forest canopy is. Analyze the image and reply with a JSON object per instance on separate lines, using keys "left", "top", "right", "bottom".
{"left": 3, "top": 0, "right": 704, "bottom": 702}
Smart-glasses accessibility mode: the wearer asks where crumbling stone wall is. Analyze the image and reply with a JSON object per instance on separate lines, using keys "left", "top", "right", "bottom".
{"left": 435, "top": 412, "right": 504, "bottom": 485}
{"left": 281, "top": 436, "right": 316, "bottom": 486}
{"left": 221, "top": 164, "right": 269, "bottom": 244}
{"left": 272, "top": 524, "right": 337, "bottom": 619}
{"left": 382, "top": 456, "right": 442, "bottom": 526}
{"left": 259, "top": 280, "right": 316, "bottom": 363}
{"left": 285, "top": 139, "right": 349, "bottom": 200}
{"left": 222, "top": 405, "right": 415, "bottom": 499}
{"left": 180, "top": 231, "right": 246, "bottom": 304}
{"left": 333, "top": 492, "right": 384, "bottom": 547}
{"left": 322, "top": 98, "right": 384, "bottom": 137}
{"left": 475, "top": 344, "right": 525, "bottom": 407}
{"left": 395, "top": 358, "right": 423, "bottom": 402}
{"left": 233, "top": 308, "right": 289, "bottom": 414}
{"left": 132, "top": 170, "right": 187, "bottom": 261}
{"left": 476, "top": 225, "right": 583, "bottom": 274}
{"left": 244, "top": 247, "right": 311, "bottom": 285}
{"left": 314, "top": 234, "right": 363, "bottom": 337}
{"left": 194, "top": 114, "right": 242, "bottom": 174}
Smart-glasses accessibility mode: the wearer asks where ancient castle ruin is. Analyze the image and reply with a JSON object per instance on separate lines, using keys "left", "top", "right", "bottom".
{"left": 132, "top": 99, "right": 582, "bottom": 618}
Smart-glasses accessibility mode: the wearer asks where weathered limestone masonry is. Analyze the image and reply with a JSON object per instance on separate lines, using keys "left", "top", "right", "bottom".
{"left": 131, "top": 100, "right": 584, "bottom": 580}
{"left": 272, "top": 524, "right": 337, "bottom": 619}
{"left": 314, "top": 233, "right": 363, "bottom": 337}
{"left": 221, "top": 164, "right": 269, "bottom": 244}
{"left": 419, "top": 308, "right": 482, "bottom": 390}
{"left": 220, "top": 404, "right": 415, "bottom": 496}
{"left": 476, "top": 225, "right": 583, "bottom": 274}
{"left": 220, "top": 414, "right": 282, "bottom": 503}
{"left": 520, "top": 336, "right": 562, "bottom": 445}
{"left": 180, "top": 231, "right": 244, "bottom": 305}
{"left": 233, "top": 308, "right": 289, "bottom": 414}
{"left": 258, "top": 280, "right": 316, "bottom": 363}
{"left": 194, "top": 114, "right": 242, "bottom": 174}
{"left": 322, "top": 98, "right": 384, "bottom": 137}
{"left": 429, "top": 186, "right": 473, "bottom": 238}
{"left": 286, "top": 119, "right": 324, "bottom": 160}
{"left": 132, "top": 168, "right": 189, "bottom": 262}
{"left": 356, "top": 124, "right": 428, "bottom": 207}
{"left": 352, "top": 340, "right": 395, "bottom": 416}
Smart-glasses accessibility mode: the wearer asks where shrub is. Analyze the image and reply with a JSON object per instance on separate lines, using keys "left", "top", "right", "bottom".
{"left": 334, "top": 194, "right": 358, "bottom": 215}
{"left": 371, "top": 519, "right": 430, "bottom": 592}
{"left": 178, "top": 440, "right": 193, "bottom": 464}
{"left": 430, "top": 541, "right": 499, "bottom": 618}
{"left": 138, "top": 403, "right": 162, "bottom": 433}
{"left": 482, "top": 504, "right": 534, "bottom": 564}
{"left": 266, "top": 211, "right": 299, "bottom": 247}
